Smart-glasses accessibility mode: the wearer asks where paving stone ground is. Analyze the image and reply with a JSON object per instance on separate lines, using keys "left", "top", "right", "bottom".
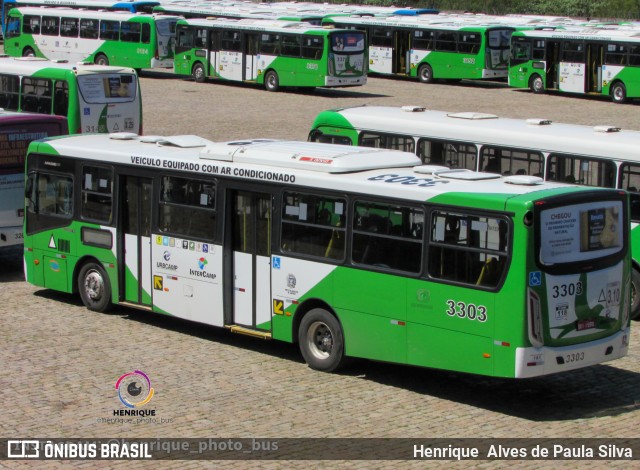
{"left": 1, "top": 71, "right": 640, "bottom": 469}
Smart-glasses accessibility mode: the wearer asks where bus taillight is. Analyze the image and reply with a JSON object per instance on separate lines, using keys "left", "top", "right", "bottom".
{"left": 527, "top": 288, "right": 543, "bottom": 347}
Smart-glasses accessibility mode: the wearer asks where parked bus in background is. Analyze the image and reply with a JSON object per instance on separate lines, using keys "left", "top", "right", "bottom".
{"left": 0, "top": 56, "right": 141, "bottom": 134}
{"left": 3, "top": 7, "right": 179, "bottom": 69}
{"left": 174, "top": 18, "right": 367, "bottom": 91}
{"left": 308, "top": 104, "right": 640, "bottom": 319}
{"left": 1, "top": 0, "right": 160, "bottom": 36}
{"left": 321, "top": 14, "right": 514, "bottom": 83}
{"left": 23, "top": 134, "right": 631, "bottom": 378}
{"left": 509, "top": 27, "right": 640, "bottom": 103}
{"left": 0, "top": 112, "right": 67, "bottom": 252}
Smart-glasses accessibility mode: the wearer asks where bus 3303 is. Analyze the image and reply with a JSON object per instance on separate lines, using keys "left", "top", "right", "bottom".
{"left": 23, "top": 134, "right": 631, "bottom": 378}
{"left": 308, "top": 104, "right": 640, "bottom": 320}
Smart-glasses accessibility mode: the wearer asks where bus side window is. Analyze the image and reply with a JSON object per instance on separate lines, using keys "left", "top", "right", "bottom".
{"left": 0, "top": 74, "right": 20, "bottom": 111}
{"left": 429, "top": 210, "right": 508, "bottom": 288}
{"left": 620, "top": 162, "right": 640, "bottom": 223}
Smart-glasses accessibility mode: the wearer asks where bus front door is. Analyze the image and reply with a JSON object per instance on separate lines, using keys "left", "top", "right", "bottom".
{"left": 244, "top": 33, "right": 259, "bottom": 81}
{"left": 587, "top": 43, "right": 604, "bottom": 93}
{"left": 395, "top": 30, "right": 411, "bottom": 75}
{"left": 120, "top": 175, "right": 153, "bottom": 307}
{"left": 228, "top": 190, "right": 272, "bottom": 332}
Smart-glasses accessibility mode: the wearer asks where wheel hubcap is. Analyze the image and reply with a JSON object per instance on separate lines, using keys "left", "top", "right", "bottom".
{"left": 84, "top": 271, "right": 103, "bottom": 301}
{"left": 307, "top": 321, "right": 333, "bottom": 359}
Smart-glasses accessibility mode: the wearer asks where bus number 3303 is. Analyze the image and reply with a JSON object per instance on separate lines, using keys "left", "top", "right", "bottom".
{"left": 446, "top": 300, "right": 488, "bottom": 322}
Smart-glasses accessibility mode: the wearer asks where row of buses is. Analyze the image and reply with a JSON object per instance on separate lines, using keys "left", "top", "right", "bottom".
{"left": 0, "top": 56, "right": 637, "bottom": 380}
{"left": 2, "top": 2, "right": 640, "bottom": 100}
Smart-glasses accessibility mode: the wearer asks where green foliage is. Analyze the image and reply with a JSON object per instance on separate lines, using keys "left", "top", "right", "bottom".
{"left": 317, "top": 0, "right": 638, "bottom": 20}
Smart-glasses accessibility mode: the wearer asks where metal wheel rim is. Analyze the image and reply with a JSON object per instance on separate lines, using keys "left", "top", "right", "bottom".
{"left": 420, "top": 67, "right": 431, "bottom": 81}
{"left": 306, "top": 321, "right": 334, "bottom": 360}
{"left": 267, "top": 74, "right": 276, "bottom": 89}
{"left": 84, "top": 270, "right": 104, "bottom": 301}
{"left": 613, "top": 86, "right": 624, "bottom": 101}
{"left": 533, "top": 77, "right": 543, "bottom": 92}
{"left": 194, "top": 66, "right": 204, "bottom": 81}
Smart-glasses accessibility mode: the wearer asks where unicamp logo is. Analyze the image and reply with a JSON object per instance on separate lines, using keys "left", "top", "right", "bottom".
{"left": 115, "top": 370, "right": 154, "bottom": 409}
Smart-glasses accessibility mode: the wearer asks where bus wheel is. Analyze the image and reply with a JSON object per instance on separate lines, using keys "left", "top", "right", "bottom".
{"left": 611, "top": 82, "right": 627, "bottom": 104}
{"left": 298, "top": 308, "right": 346, "bottom": 372}
{"left": 529, "top": 74, "right": 545, "bottom": 94}
{"left": 264, "top": 70, "right": 280, "bottom": 92}
{"left": 22, "top": 47, "right": 35, "bottom": 57}
{"left": 417, "top": 64, "right": 434, "bottom": 83}
{"left": 192, "top": 63, "right": 206, "bottom": 83}
{"left": 631, "top": 268, "right": 640, "bottom": 320}
{"left": 78, "top": 262, "right": 112, "bottom": 312}
{"left": 95, "top": 54, "right": 109, "bottom": 66}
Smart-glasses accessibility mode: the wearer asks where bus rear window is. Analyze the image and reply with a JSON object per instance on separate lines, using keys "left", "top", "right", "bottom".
{"left": 331, "top": 32, "right": 365, "bottom": 52}
{"left": 77, "top": 74, "right": 137, "bottom": 103}
{"left": 539, "top": 200, "right": 624, "bottom": 266}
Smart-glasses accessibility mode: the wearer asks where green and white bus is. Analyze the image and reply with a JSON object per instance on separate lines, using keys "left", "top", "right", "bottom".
{"left": 509, "top": 27, "right": 640, "bottom": 103}
{"left": 23, "top": 133, "right": 631, "bottom": 377}
{"left": 173, "top": 18, "right": 367, "bottom": 91}
{"left": 3, "top": 7, "right": 180, "bottom": 69}
{"left": 308, "top": 105, "right": 640, "bottom": 319}
{"left": 322, "top": 14, "right": 514, "bottom": 82}
{"left": 0, "top": 56, "right": 141, "bottom": 133}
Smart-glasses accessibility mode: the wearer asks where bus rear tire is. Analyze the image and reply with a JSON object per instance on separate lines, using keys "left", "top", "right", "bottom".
{"left": 192, "top": 63, "right": 206, "bottom": 83}
{"left": 529, "top": 74, "right": 545, "bottom": 94}
{"left": 23, "top": 47, "right": 35, "bottom": 57}
{"left": 611, "top": 82, "right": 627, "bottom": 104}
{"left": 631, "top": 268, "right": 640, "bottom": 320}
{"left": 298, "top": 308, "right": 346, "bottom": 372}
{"left": 417, "top": 64, "right": 434, "bottom": 83}
{"left": 264, "top": 70, "right": 280, "bottom": 92}
{"left": 95, "top": 54, "right": 109, "bottom": 66}
{"left": 78, "top": 262, "right": 112, "bottom": 313}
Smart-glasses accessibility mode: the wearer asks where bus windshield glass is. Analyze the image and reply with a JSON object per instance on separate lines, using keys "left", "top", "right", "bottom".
{"left": 538, "top": 199, "right": 624, "bottom": 266}
{"left": 331, "top": 31, "right": 365, "bottom": 52}
{"left": 77, "top": 74, "right": 137, "bottom": 103}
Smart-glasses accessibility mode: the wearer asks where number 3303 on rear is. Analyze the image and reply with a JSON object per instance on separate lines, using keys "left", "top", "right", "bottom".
{"left": 446, "top": 300, "right": 487, "bottom": 322}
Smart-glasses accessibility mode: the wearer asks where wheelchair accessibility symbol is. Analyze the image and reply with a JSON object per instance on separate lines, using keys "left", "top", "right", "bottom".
{"left": 529, "top": 271, "right": 542, "bottom": 287}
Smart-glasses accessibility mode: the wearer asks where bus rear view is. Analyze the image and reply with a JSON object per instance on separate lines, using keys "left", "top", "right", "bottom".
{"left": 516, "top": 191, "right": 630, "bottom": 377}
{"left": 0, "top": 112, "right": 68, "bottom": 252}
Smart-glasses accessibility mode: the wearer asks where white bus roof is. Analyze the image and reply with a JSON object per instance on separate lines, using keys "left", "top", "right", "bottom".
{"left": 10, "top": 6, "right": 181, "bottom": 21}
{"left": 0, "top": 55, "right": 137, "bottom": 75}
{"left": 514, "top": 27, "right": 640, "bottom": 41}
{"left": 179, "top": 17, "right": 341, "bottom": 33}
{"left": 31, "top": 134, "right": 586, "bottom": 202}
{"left": 316, "top": 105, "right": 640, "bottom": 161}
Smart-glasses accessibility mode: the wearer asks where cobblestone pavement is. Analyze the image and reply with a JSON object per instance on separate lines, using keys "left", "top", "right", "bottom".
{"left": 1, "top": 72, "right": 640, "bottom": 469}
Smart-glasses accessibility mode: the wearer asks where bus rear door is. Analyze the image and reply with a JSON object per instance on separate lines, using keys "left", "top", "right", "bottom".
{"left": 244, "top": 32, "right": 259, "bottom": 81}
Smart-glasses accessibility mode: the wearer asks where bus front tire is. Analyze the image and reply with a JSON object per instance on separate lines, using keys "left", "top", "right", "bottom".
{"left": 417, "top": 64, "right": 434, "bottom": 83}
{"left": 23, "top": 47, "right": 35, "bottom": 57}
{"left": 264, "top": 70, "right": 280, "bottom": 92}
{"left": 631, "top": 268, "right": 640, "bottom": 321}
{"left": 78, "top": 262, "right": 112, "bottom": 313}
{"left": 298, "top": 308, "right": 346, "bottom": 372}
{"left": 529, "top": 74, "right": 545, "bottom": 94}
{"left": 611, "top": 82, "right": 627, "bottom": 104}
{"left": 95, "top": 54, "right": 109, "bottom": 66}
{"left": 192, "top": 63, "right": 206, "bottom": 83}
